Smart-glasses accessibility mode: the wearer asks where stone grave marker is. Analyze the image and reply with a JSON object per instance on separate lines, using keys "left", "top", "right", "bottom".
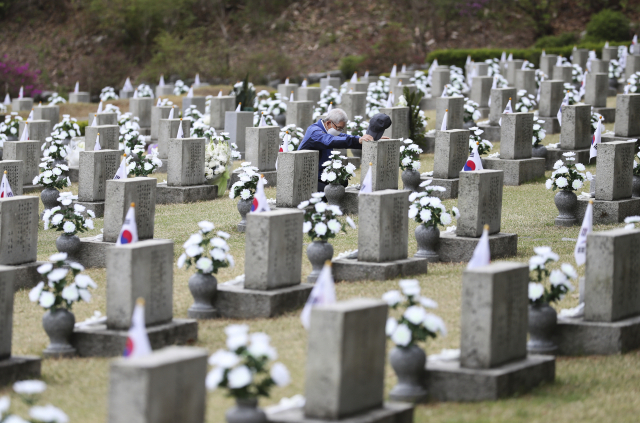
{"left": 515, "top": 69, "right": 536, "bottom": 96}
{"left": 276, "top": 150, "right": 318, "bottom": 208}
{"left": 537, "top": 80, "right": 564, "bottom": 134}
{"left": 130, "top": 97, "right": 154, "bottom": 129}
{"left": 209, "top": 96, "right": 235, "bottom": 130}
{"left": 158, "top": 119, "right": 190, "bottom": 161}
{"left": 425, "top": 129, "right": 469, "bottom": 199}
{"left": 285, "top": 101, "right": 314, "bottom": 129}
{"left": 431, "top": 68, "right": 450, "bottom": 98}
{"left": 435, "top": 97, "right": 464, "bottom": 130}
{"left": 379, "top": 107, "right": 409, "bottom": 140}
{"left": 87, "top": 112, "right": 118, "bottom": 126}
{"left": 18, "top": 120, "right": 50, "bottom": 146}
{"left": 539, "top": 54, "right": 558, "bottom": 78}
{"left": 33, "top": 104, "right": 59, "bottom": 127}
{"left": 340, "top": 92, "right": 366, "bottom": 120}
{"left": 182, "top": 96, "right": 206, "bottom": 114}
{"left": 278, "top": 83, "right": 299, "bottom": 101}
{"left": 155, "top": 84, "right": 175, "bottom": 98}
{"left": 360, "top": 139, "right": 402, "bottom": 191}
{"left": 572, "top": 49, "right": 589, "bottom": 68}
{"left": 225, "top": 111, "right": 254, "bottom": 157}
{"left": 69, "top": 92, "right": 90, "bottom": 103}
{"left": 85, "top": 125, "right": 119, "bottom": 151}
{"left": 11, "top": 98, "right": 33, "bottom": 112}
{"left": 77, "top": 150, "right": 122, "bottom": 217}
{"left": 591, "top": 59, "right": 609, "bottom": 74}
{"left": 3, "top": 141, "right": 40, "bottom": 185}
{"left": 553, "top": 66, "right": 573, "bottom": 83}
{"left": 151, "top": 106, "right": 180, "bottom": 140}
{"left": 601, "top": 47, "right": 618, "bottom": 62}
{"left": 613, "top": 94, "right": 640, "bottom": 138}
{"left": 505, "top": 59, "right": 524, "bottom": 86}
{"left": 103, "top": 178, "right": 157, "bottom": 243}
{"left": 245, "top": 126, "right": 279, "bottom": 186}
{"left": 476, "top": 87, "right": 516, "bottom": 142}
{"left": 470, "top": 76, "right": 492, "bottom": 111}
{"left": 298, "top": 87, "right": 321, "bottom": 104}
{"left": 320, "top": 76, "right": 341, "bottom": 92}
{"left": 559, "top": 104, "right": 592, "bottom": 150}
{"left": 0, "top": 161, "right": 24, "bottom": 196}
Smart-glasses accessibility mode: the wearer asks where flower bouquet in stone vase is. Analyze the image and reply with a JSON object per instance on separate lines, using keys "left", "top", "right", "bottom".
{"left": 347, "top": 115, "right": 368, "bottom": 158}
{"left": 172, "top": 80, "right": 189, "bottom": 95}
{"left": 206, "top": 132, "right": 240, "bottom": 196}
{"left": 48, "top": 92, "right": 66, "bottom": 105}
{"left": 34, "top": 158, "right": 71, "bottom": 210}
{"left": 177, "top": 221, "right": 234, "bottom": 319}
{"left": 125, "top": 145, "right": 162, "bottom": 177}
{"left": 229, "top": 163, "right": 261, "bottom": 232}
{"left": 206, "top": 325, "right": 290, "bottom": 423}
{"left": 515, "top": 89, "right": 538, "bottom": 113}
{"left": 299, "top": 193, "right": 355, "bottom": 282}
{"left": 409, "top": 183, "right": 458, "bottom": 262}
{"left": 29, "top": 253, "right": 96, "bottom": 357}
{"left": 0, "top": 112, "right": 23, "bottom": 141}
{"left": 463, "top": 98, "right": 482, "bottom": 129}
{"left": 100, "top": 86, "right": 119, "bottom": 101}
{"left": 191, "top": 119, "right": 217, "bottom": 140}
{"left": 469, "top": 127, "right": 493, "bottom": 166}
{"left": 399, "top": 139, "right": 423, "bottom": 192}
{"left": 119, "top": 112, "right": 142, "bottom": 153}
{"left": 279, "top": 125, "right": 304, "bottom": 151}
{"left": 527, "top": 247, "right": 576, "bottom": 354}
{"left": 546, "top": 152, "right": 586, "bottom": 226}
{"left": 49, "top": 114, "right": 81, "bottom": 146}
{"left": 531, "top": 118, "right": 548, "bottom": 158}
{"left": 43, "top": 192, "right": 95, "bottom": 258}
{"left": 383, "top": 279, "right": 446, "bottom": 403}
{"left": 321, "top": 151, "right": 357, "bottom": 205}
{"left": 136, "top": 83, "right": 154, "bottom": 97}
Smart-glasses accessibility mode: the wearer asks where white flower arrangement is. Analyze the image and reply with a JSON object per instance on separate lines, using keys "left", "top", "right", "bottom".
{"left": 104, "top": 103, "right": 121, "bottom": 118}
{"left": 626, "top": 72, "right": 640, "bottom": 93}
{"left": 99, "top": 86, "right": 119, "bottom": 101}
{"left": 347, "top": 115, "right": 369, "bottom": 137}
{"left": 532, "top": 119, "right": 547, "bottom": 147}
{"left": 521, "top": 60, "right": 535, "bottom": 70}
{"left": 493, "top": 73, "right": 509, "bottom": 88}
{"left": 0, "top": 112, "right": 23, "bottom": 138}
{"left": 468, "top": 127, "right": 493, "bottom": 155}
{"left": 408, "top": 185, "right": 459, "bottom": 228}
{"left": 442, "top": 84, "right": 463, "bottom": 97}
{"left": 173, "top": 80, "right": 189, "bottom": 95}
{"left": 29, "top": 252, "right": 96, "bottom": 311}
{"left": 399, "top": 138, "right": 423, "bottom": 171}
{"left": 257, "top": 93, "right": 287, "bottom": 117}
{"left": 177, "top": 221, "right": 233, "bottom": 274}
{"left": 383, "top": 279, "right": 446, "bottom": 348}
{"left": 230, "top": 163, "right": 261, "bottom": 201}
{"left": 46, "top": 115, "right": 79, "bottom": 161}
{"left": 136, "top": 84, "right": 154, "bottom": 97}
{"left": 279, "top": 125, "right": 304, "bottom": 151}
{"left": 157, "top": 98, "right": 173, "bottom": 107}
{"left": 624, "top": 215, "right": 640, "bottom": 229}
{"left": 484, "top": 58, "right": 501, "bottom": 76}
{"left": 126, "top": 145, "right": 162, "bottom": 177}
{"left": 397, "top": 95, "right": 408, "bottom": 107}
{"left": 448, "top": 65, "right": 469, "bottom": 94}
{"left": 33, "top": 158, "right": 71, "bottom": 189}
{"left": 205, "top": 134, "right": 239, "bottom": 182}
{"left": 528, "top": 246, "right": 576, "bottom": 306}
{"left": 182, "top": 105, "right": 203, "bottom": 122}
{"left": 320, "top": 151, "right": 356, "bottom": 185}
{"left": 410, "top": 70, "right": 430, "bottom": 96}
{"left": 118, "top": 112, "right": 142, "bottom": 153}
{"left": 535, "top": 69, "right": 547, "bottom": 88}
{"left": 515, "top": 89, "right": 538, "bottom": 113}
{"left": 366, "top": 80, "right": 388, "bottom": 118}
{"left": 191, "top": 119, "right": 217, "bottom": 140}
{"left": 313, "top": 87, "right": 341, "bottom": 119}
{"left": 545, "top": 153, "right": 586, "bottom": 192}
{"left": 253, "top": 112, "right": 277, "bottom": 127}
{"left": 0, "top": 380, "right": 69, "bottom": 423}
{"left": 590, "top": 111, "right": 604, "bottom": 135}
{"left": 206, "top": 325, "right": 290, "bottom": 398}
{"left": 298, "top": 193, "right": 353, "bottom": 242}
{"left": 463, "top": 98, "right": 482, "bottom": 123}
{"left": 571, "top": 64, "right": 584, "bottom": 84}
{"left": 48, "top": 93, "right": 66, "bottom": 105}
{"left": 42, "top": 192, "right": 95, "bottom": 235}
{"left": 609, "top": 59, "right": 623, "bottom": 80}
{"left": 562, "top": 83, "right": 580, "bottom": 105}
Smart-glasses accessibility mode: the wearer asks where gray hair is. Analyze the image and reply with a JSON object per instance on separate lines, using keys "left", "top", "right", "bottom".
{"left": 323, "top": 108, "right": 348, "bottom": 125}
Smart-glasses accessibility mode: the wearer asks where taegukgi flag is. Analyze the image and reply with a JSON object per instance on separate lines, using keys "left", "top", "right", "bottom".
{"left": 467, "top": 224, "right": 490, "bottom": 269}
{"left": 123, "top": 297, "right": 151, "bottom": 358}
{"left": 0, "top": 171, "right": 14, "bottom": 198}
{"left": 117, "top": 202, "right": 138, "bottom": 245}
{"left": 251, "top": 175, "right": 270, "bottom": 213}
{"left": 462, "top": 142, "right": 483, "bottom": 172}
{"left": 574, "top": 200, "right": 593, "bottom": 266}
{"left": 300, "top": 261, "right": 336, "bottom": 329}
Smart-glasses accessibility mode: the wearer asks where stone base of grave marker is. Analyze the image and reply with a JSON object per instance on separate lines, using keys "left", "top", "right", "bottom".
{"left": 0, "top": 356, "right": 41, "bottom": 386}
{"left": 423, "top": 133, "right": 435, "bottom": 154}
{"left": 475, "top": 123, "right": 501, "bottom": 142}
{"left": 267, "top": 402, "right": 414, "bottom": 423}
{"left": 425, "top": 354, "right": 555, "bottom": 402}
{"left": 228, "top": 169, "right": 277, "bottom": 189}
{"left": 601, "top": 134, "right": 638, "bottom": 143}
{"left": 575, "top": 197, "right": 640, "bottom": 225}
{"left": 23, "top": 184, "right": 44, "bottom": 194}
{"left": 76, "top": 201, "right": 105, "bottom": 218}
{"left": 331, "top": 257, "right": 428, "bottom": 282}
{"left": 215, "top": 281, "right": 313, "bottom": 319}
{"left": 156, "top": 183, "right": 218, "bottom": 204}
{"left": 75, "top": 235, "right": 113, "bottom": 268}
{"left": 337, "top": 188, "right": 359, "bottom": 215}
{"left": 593, "top": 107, "right": 615, "bottom": 123}
{"left": 71, "top": 319, "right": 198, "bottom": 357}
{"left": 69, "top": 92, "right": 90, "bottom": 103}
{"left": 420, "top": 177, "right": 458, "bottom": 199}
{"left": 68, "top": 167, "right": 79, "bottom": 183}
{"left": 11, "top": 98, "right": 33, "bottom": 111}
{"left": 5, "top": 261, "right": 49, "bottom": 291}
{"left": 483, "top": 157, "right": 546, "bottom": 186}
{"left": 119, "top": 90, "right": 134, "bottom": 99}
{"left": 555, "top": 314, "right": 640, "bottom": 355}
{"left": 536, "top": 116, "right": 561, "bottom": 134}
{"left": 436, "top": 231, "right": 517, "bottom": 263}
{"left": 545, "top": 148, "right": 592, "bottom": 170}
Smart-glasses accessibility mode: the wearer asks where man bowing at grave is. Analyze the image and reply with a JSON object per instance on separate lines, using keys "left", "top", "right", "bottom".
{"left": 298, "top": 109, "right": 391, "bottom": 191}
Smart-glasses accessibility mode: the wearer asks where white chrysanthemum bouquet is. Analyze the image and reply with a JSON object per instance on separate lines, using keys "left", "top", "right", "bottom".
{"left": 546, "top": 152, "right": 586, "bottom": 191}
{"left": 0, "top": 112, "right": 22, "bottom": 138}
{"left": 399, "top": 138, "right": 423, "bottom": 171}
{"left": 42, "top": 192, "right": 95, "bottom": 235}
{"left": 528, "top": 246, "right": 576, "bottom": 306}
{"left": 126, "top": 145, "right": 162, "bottom": 177}
{"left": 562, "top": 83, "right": 580, "bottom": 105}
{"left": 99, "top": 86, "right": 119, "bottom": 101}
{"left": 230, "top": 163, "right": 261, "bottom": 201}
{"left": 532, "top": 119, "right": 547, "bottom": 147}
{"left": 173, "top": 80, "right": 189, "bottom": 95}
{"left": 298, "top": 193, "right": 354, "bottom": 241}
{"left": 464, "top": 98, "right": 482, "bottom": 123}
{"left": 408, "top": 184, "right": 459, "bottom": 228}
{"left": 347, "top": 115, "right": 369, "bottom": 137}
{"left": 183, "top": 105, "right": 203, "bottom": 121}
{"left": 136, "top": 84, "right": 154, "bottom": 97}
{"left": 279, "top": 125, "right": 304, "bottom": 151}
{"left": 48, "top": 92, "right": 66, "bottom": 105}
{"left": 33, "top": 158, "right": 70, "bottom": 189}
{"left": 515, "top": 89, "right": 538, "bottom": 113}
{"left": 321, "top": 151, "right": 356, "bottom": 185}
{"left": 177, "top": 221, "right": 234, "bottom": 274}
{"left": 469, "top": 127, "right": 493, "bottom": 155}
{"left": 118, "top": 112, "right": 142, "bottom": 153}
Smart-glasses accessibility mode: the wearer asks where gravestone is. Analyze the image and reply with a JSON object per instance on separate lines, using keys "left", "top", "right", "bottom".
{"left": 130, "top": 98, "right": 154, "bottom": 128}
{"left": 87, "top": 112, "right": 118, "bottom": 126}
{"left": 0, "top": 266, "right": 41, "bottom": 385}
{"left": 85, "top": 125, "right": 119, "bottom": 151}
{"left": 348, "top": 81, "right": 369, "bottom": 92}
{"left": 559, "top": 104, "right": 592, "bottom": 150}
{"left": 209, "top": 96, "right": 235, "bottom": 130}
{"left": 435, "top": 97, "right": 464, "bottom": 130}
{"left": 72, "top": 240, "right": 198, "bottom": 356}
{"left": 18, "top": 120, "right": 50, "bottom": 145}
{"left": 155, "top": 84, "right": 175, "bottom": 98}
{"left": 285, "top": 101, "right": 314, "bottom": 130}
{"left": 515, "top": 69, "right": 536, "bottom": 96}
{"left": 431, "top": 68, "right": 450, "bottom": 98}
{"left": 157, "top": 138, "right": 217, "bottom": 204}
{"left": 119, "top": 89, "right": 134, "bottom": 99}
{"left": 69, "top": 92, "right": 90, "bottom": 103}
{"left": 470, "top": 76, "right": 492, "bottom": 113}
{"left": 3, "top": 141, "right": 40, "bottom": 185}
{"left": 505, "top": 60, "right": 524, "bottom": 86}
{"left": 389, "top": 76, "right": 411, "bottom": 92}
{"left": 360, "top": 139, "right": 402, "bottom": 191}
{"left": 436, "top": 170, "right": 518, "bottom": 262}
{"left": 34, "top": 105, "right": 59, "bottom": 127}
{"left": 575, "top": 141, "right": 640, "bottom": 224}
{"left": 332, "top": 190, "right": 428, "bottom": 281}
{"left": 278, "top": 83, "right": 299, "bottom": 101}
{"left": 591, "top": 59, "right": 609, "bottom": 74}
{"left": 275, "top": 150, "right": 318, "bottom": 208}
{"left": 341, "top": 92, "right": 367, "bottom": 120}
{"left": 182, "top": 96, "right": 206, "bottom": 114}
{"left": 602, "top": 47, "right": 618, "bottom": 62}
{"left": 11, "top": 98, "right": 32, "bottom": 112}
{"left": 477, "top": 87, "right": 517, "bottom": 142}
{"left": 245, "top": 126, "right": 279, "bottom": 185}
{"left": 539, "top": 55, "right": 558, "bottom": 78}
{"left": 151, "top": 106, "right": 180, "bottom": 140}
{"left": 104, "top": 178, "right": 156, "bottom": 242}
{"left": 77, "top": 150, "right": 122, "bottom": 217}
{"left": 427, "top": 262, "right": 555, "bottom": 401}
{"left": 225, "top": 111, "right": 254, "bottom": 157}
{"left": 613, "top": 94, "right": 640, "bottom": 138}
{"left": 556, "top": 228, "right": 640, "bottom": 355}
{"left": 158, "top": 119, "right": 190, "bottom": 160}
{"left": 379, "top": 107, "right": 409, "bottom": 140}
{"left": 216, "top": 209, "right": 313, "bottom": 318}
{"left": 298, "top": 87, "right": 321, "bottom": 104}
{"left": 0, "top": 161, "right": 24, "bottom": 196}
{"left": 108, "top": 347, "right": 207, "bottom": 423}
{"left": 320, "top": 76, "right": 341, "bottom": 92}
{"left": 552, "top": 66, "right": 573, "bottom": 83}
{"left": 471, "top": 62, "right": 489, "bottom": 76}
{"left": 585, "top": 72, "right": 609, "bottom": 111}
{"left": 424, "top": 129, "right": 469, "bottom": 199}
{"left": 537, "top": 80, "right": 564, "bottom": 134}
{"left": 269, "top": 299, "right": 413, "bottom": 423}
{"left": 572, "top": 49, "right": 589, "bottom": 68}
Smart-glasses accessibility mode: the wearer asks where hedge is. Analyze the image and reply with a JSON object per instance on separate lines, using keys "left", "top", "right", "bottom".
{"left": 425, "top": 42, "right": 631, "bottom": 68}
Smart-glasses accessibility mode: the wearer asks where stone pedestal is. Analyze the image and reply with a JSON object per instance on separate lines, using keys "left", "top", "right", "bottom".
{"left": 130, "top": 98, "right": 154, "bottom": 128}
{"left": 483, "top": 157, "right": 546, "bottom": 186}
{"left": 332, "top": 257, "right": 428, "bottom": 281}
{"left": 379, "top": 107, "right": 410, "bottom": 140}
{"left": 209, "top": 96, "right": 235, "bottom": 130}
{"left": 436, "top": 231, "right": 518, "bottom": 262}
{"left": 224, "top": 111, "right": 253, "bottom": 156}
{"left": 544, "top": 147, "right": 592, "bottom": 170}
{"left": 556, "top": 314, "right": 640, "bottom": 355}
{"left": 155, "top": 85, "right": 175, "bottom": 98}
{"left": 0, "top": 356, "right": 42, "bottom": 386}
{"left": 69, "top": 92, "right": 90, "bottom": 103}
{"left": 575, "top": 197, "right": 640, "bottom": 224}
{"left": 268, "top": 403, "right": 413, "bottom": 423}
{"left": 156, "top": 183, "right": 217, "bottom": 204}
{"left": 88, "top": 112, "right": 118, "bottom": 127}
{"left": 298, "top": 87, "right": 321, "bottom": 104}
{"left": 11, "top": 98, "right": 33, "bottom": 112}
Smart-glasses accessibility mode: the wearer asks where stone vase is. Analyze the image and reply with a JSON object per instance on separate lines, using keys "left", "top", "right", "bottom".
{"left": 401, "top": 169, "right": 421, "bottom": 192}
{"left": 554, "top": 190, "right": 577, "bottom": 227}
{"left": 633, "top": 175, "right": 640, "bottom": 198}
{"left": 187, "top": 272, "right": 217, "bottom": 319}
{"left": 226, "top": 398, "right": 267, "bottom": 423}
{"left": 42, "top": 308, "right": 76, "bottom": 358}
{"left": 324, "top": 183, "right": 345, "bottom": 206}
{"left": 389, "top": 345, "right": 428, "bottom": 403}
{"left": 274, "top": 114, "right": 286, "bottom": 127}
{"left": 6, "top": 136, "right": 17, "bottom": 141}
{"left": 463, "top": 120, "right": 476, "bottom": 129}
{"left": 414, "top": 225, "right": 439, "bottom": 262}
{"left": 41, "top": 187, "right": 60, "bottom": 210}
{"left": 237, "top": 199, "right": 252, "bottom": 232}
{"left": 307, "top": 240, "right": 333, "bottom": 283}
{"left": 532, "top": 144, "right": 547, "bottom": 158}
{"left": 55, "top": 234, "right": 81, "bottom": 258}
{"left": 527, "top": 303, "right": 558, "bottom": 354}
{"left": 609, "top": 77, "right": 618, "bottom": 90}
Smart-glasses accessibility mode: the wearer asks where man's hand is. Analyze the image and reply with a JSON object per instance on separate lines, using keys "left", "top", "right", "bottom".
{"left": 381, "top": 136, "right": 390, "bottom": 139}
{"left": 359, "top": 134, "right": 374, "bottom": 144}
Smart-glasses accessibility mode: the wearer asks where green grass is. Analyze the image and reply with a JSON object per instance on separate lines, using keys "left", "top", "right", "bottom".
{"left": 5, "top": 98, "right": 640, "bottom": 422}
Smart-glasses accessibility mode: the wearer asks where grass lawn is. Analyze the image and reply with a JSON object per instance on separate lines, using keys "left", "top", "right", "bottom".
{"left": 4, "top": 96, "right": 640, "bottom": 422}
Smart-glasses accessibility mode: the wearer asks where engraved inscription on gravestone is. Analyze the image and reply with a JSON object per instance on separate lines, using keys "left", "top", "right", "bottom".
{"left": 296, "top": 155, "right": 315, "bottom": 205}
{"left": 136, "top": 183, "right": 153, "bottom": 237}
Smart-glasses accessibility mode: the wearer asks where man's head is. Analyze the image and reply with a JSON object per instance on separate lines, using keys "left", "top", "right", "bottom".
{"left": 323, "top": 108, "right": 349, "bottom": 133}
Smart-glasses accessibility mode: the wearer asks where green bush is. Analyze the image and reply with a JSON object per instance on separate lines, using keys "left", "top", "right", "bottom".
{"left": 585, "top": 9, "right": 630, "bottom": 42}
{"left": 77, "top": 120, "right": 88, "bottom": 136}
{"left": 534, "top": 32, "right": 578, "bottom": 48}
{"left": 340, "top": 55, "right": 366, "bottom": 79}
